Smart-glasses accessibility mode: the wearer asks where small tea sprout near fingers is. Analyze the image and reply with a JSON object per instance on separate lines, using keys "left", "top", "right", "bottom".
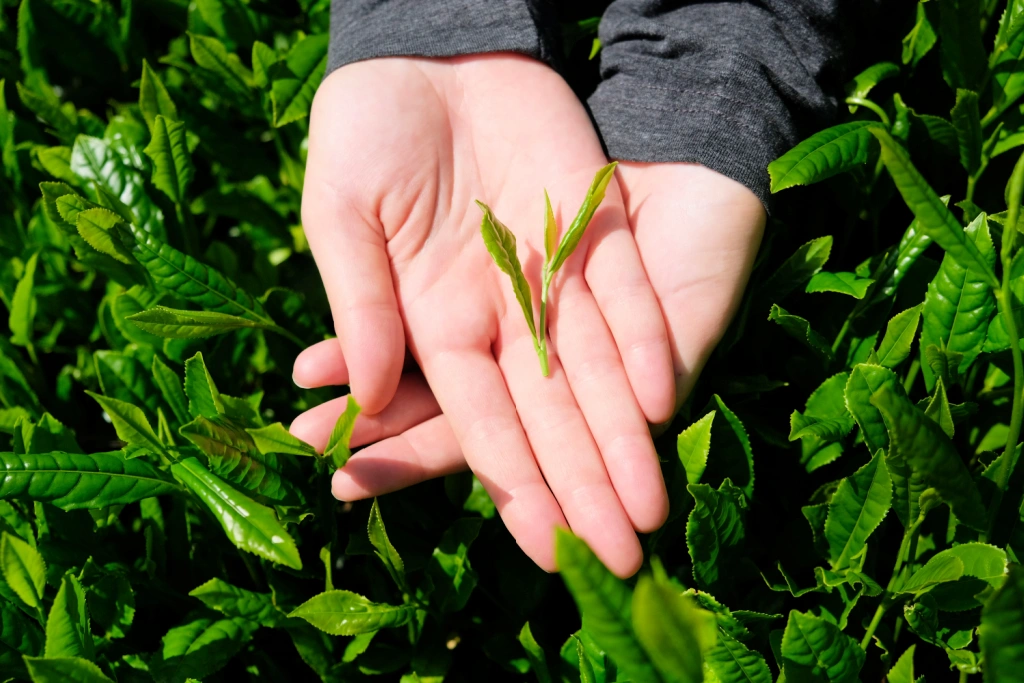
{"left": 476, "top": 162, "right": 618, "bottom": 376}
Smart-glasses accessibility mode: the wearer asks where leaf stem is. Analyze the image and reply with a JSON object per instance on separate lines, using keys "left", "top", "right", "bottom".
{"left": 903, "top": 359, "right": 920, "bottom": 393}
{"left": 845, "top": 97, "right": 891, "bottom": 128}
{"left": 536, "top": 269, "right": 553, "bottom": 377}
{"left": 861, "top": 510, "right": 926, "bottom": 650}
{"left": 831, "top": 317, "right": 852, "bottom": 355}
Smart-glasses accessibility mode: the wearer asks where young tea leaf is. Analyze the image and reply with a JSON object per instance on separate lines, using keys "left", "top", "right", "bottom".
{"left": 24, "top": 657, "right": 115, "bottom": 683}
{"left": 768, "top": 304, "right": 833, "bottom": 360}
{"left": 324, "top": 395, "right": 361, "bottom": 469}
{"left": 0, "top": 531, "right": 45, "bottom": 610}
{"left": 519, "top": 622, "right": 552, "bottom": 683}
{"left": 128, "top": 306, "right": 263, "bottom": 339}
{"left": 139, "top": 59, "right": 178, "bottom": 130}
{"left": 367, "top": 499, "right": 406, "bottom": 592}
{"left": 677, "top": 410, "right": 715, "bottom": 486}
{"left": 476, "top": 200, "right": 536, "bottom": 340}
{"left": 805, "top": 271, "right": 874, "bottom": 299}
{"left": 246, "top": 423, "right": 317, "bottom": 458}
{"left": 845, "top": 62, "right": 899, "bottom": 113}
{"left": 686, "top": 480, "right": 746, "bottom": 593}
{"left": 780, "top": 610, "right": 865, "bottom": 683}
{"left": 189, "top": 577, "right": 286, "bottom": 627}
{"left": 824, "top": 452, "right": 892, "bottom": 571}
{"left": 85, "top": 391, "right": 167, "bottom": 458}
{"left": 288, "top": 590, "right": 414, "bottom": 635}
{"left": 951, "top": 89, "right": 982, "bottom": 174}
{"left": 548, "top": 162, "right": 618, "bottom": 273}
{"left": 632, "top": 574, "right": 717, "bottom": 683}
{"left": 270, "top": 34, "right": 329, "bottom": 127}
{"left": 144, "top": 115, "right": 194, "bottom": 204}
{"left": 875, "top": 304, "right": 923, "bottom": 368}
{"left": 44, "top": 573, "right": 92, "bottom": 659}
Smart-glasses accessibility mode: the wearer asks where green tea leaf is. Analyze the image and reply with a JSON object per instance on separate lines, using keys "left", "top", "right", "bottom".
{"left": 24, "top": 657, "right": 115, "bottom": 683}
{"left": 0, "top": 451, "right": 179, "bottom": 510}
{"left": 189, "top": 33, "right": 253, "bottom": 94}
{"left": 902, "top": 2, "right": 936, "bottom": 67}
{"left": 86, "top": 391, "right": 166, "bottom": 457}
{"left": 139, "top": 59, "right": 178, "bottom": 130}
{"left": 870, "top": 128, "right": 998, "bottom": 287}
{"left": 632, "top": 574, "right": 716, "bottom": 683}
{"left": 251, "top": 41, "right": 277, "bottom": 88}
{"left": 549, "top": 162, "right": 618, "bottom": 273}
{"left": 686, "top": 480, "right": 746, "bottom": 593}
{"left": 923, "top": 377, "right": 955, "bottom": 438}
{"left": 768, "top": 304, "right": 833, "bottom": 360}
{"left": 519, "top": 622, "right": 551, "bottom": 683}
{"left": 701, "top": 395, "right": 755, "bottom": 498}
{"left": 144, "top": 116, "right": 194, "bottom": 204}
{"left": 246, "top": 423, "right": 316, "bottom": 457}
{"left": 761, "top": 236, "right": 833, "bottom": 302}
{"left": 870, "top": 381, "right": 987, "bottom": 530}
{"left": 951, "top": 89, "right": 982, "bottom": 174}
{"left": 368, "top": 499, "right": 406, "bottom": 592}
{"left": 324, "top": 395, "right": 360, "bottom": 469}
{"left": 184, "top": 352, "right": 224, "bottom": 419}
{"left": 780, "top": 610, "right": 865, "bottom": 683}
{"left": 706, "top": 630, "right": 773, "bottom": 683}
{"left": 937, "top": 0, "right": 986, "bottom": 91}
{"left": 898, "top": 554, "right": 965, "bottom": 593}
{"left": 980, "top": 565, "right": 1024, "bottom": 682}
{"left": 875, "top": 304, "right": 923, "bottom": 368}
{"left": 991, "top": 17, "right": 1024, "bottom": 123}
{"left": 476, "top": 200, "right": 536, "bottom": 339}
{"left": 78, "top": 560, "right": 134, "bottom": 640}
{"left": 152, "top": 356, "right": 190, "bottom": 426}
{"left": 149, "top": 615, "right": 258, "bottom": 683}
{"left": 825, "top": 452, "right": 892, "bottom": 571}
{"left": 677, "top": 410, "right": 714, "bottom": 486}
{"left": 171, "top": 457, "right": 300, "bottom": 569}
{"left": 805, "top": 271, "right": 874, "bottom": 299}
{"left": 1, "top": 531, "right": 44, "bottom": 613}
{"left": 8, "top": 252, "right": 38, "bottom": 348}
{"left": 76, "top": 207, "right": 134, "bottom": 264}
{"left": 427, "top": 518, "right": 482, "bottom": 614}
{"left": 768, "top": 122, "right": 879, "bottom": 193}
{"left": 129, "top": 306, "right": 262, "bottom": 339}
{"left": 288, "top": 590, "right": 414, "bottom": 635}
{"left": 189, "top": 577, "right": 286, "bottom": 627}
{"left": 555, "top": 529, "right": 659, "bottom": 682}
{"left": 576, "top": 636, "right": 597, "bottom": 683}
{"left": 846, "top": 62, "right": 899, "bottom": 113}
{"left": 919, "top": 212, "right": 996, "bottom": 388}
{"left": 270, "top": 34, "right": 328, "bottom": 127}
{"left": 45, "top": 572, "right": 92, "bottom": 659}
{"left": 887, "top": 645, "right": 915, "bottom": 683}
{"left": 543, "top": 189, "right": 557, "bottom": 264}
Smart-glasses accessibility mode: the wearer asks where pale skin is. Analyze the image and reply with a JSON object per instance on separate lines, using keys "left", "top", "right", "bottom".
{"left": 291, "top": 53, "right": 765, "bottom": 578}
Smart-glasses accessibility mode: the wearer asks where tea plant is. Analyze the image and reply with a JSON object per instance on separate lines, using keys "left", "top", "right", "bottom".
{"left": 1, "top": 0, "right": 1023, "bottom": 682}
{"left": 477, "top": 162, "right": 617, "bottom": 376}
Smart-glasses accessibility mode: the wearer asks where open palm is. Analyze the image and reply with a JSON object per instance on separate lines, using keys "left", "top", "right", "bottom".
{"left": 295, "top": 54, "right": 679, "bottom": 576}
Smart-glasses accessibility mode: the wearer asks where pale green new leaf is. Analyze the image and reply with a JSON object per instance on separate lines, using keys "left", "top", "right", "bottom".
{"left": 898, "top": 555, "right": 965, "bottom": 594}
{"left": 875, "top": 304, "right": 923, "bottom": 368}
{"left": 549, "top": 162, "right": 618, "bottom": 272}
{"left": 870, "top": 128, "right": 998, "bottom": 287}
{"left": 76, "top": 207, "right": 134, "bottom": 265}
{"left": 923, "top": 378, "right": 954, "bottom": 438}
{"left": 768, "top": 304, "right": 833, "bottom": 360}
{"left": 251, "top": 41, "right": 277, "bottom": 88}
{"left": 476, "top": 201, "right": 536, "bottom": 339}
{"left": 887, "top": 646, "right": 915, "bottom": 683}
{"left": 427, "top": 518, "right": 483, "bottom": 614}
{"left": 189, "top": 577, "right": 286, "bottom": 627}
{"left": 288, "top": 590, "right": 414, "bottom": 635}
{"left": 519, "top": 622, "right": 551, "bottom": 683}
{"left": 270, "top": 34, "right": 329, "bottom": 127}
{"left": 184, "top": 352, "right": 224, "bottom": 419}
{"left": 45, "top": 573, "right": 92, "bottom": 659}
{"left": 902, "top": 3, "right": 936, "bottom": 67}
{"left": 706, "top": 631, "right": 773, "bottom": 683}
{"left": 325, "top": 395, "right": 361, "bottom": 469}
{"left": 870, "top": 382, "right": 987, "bottom": 530}
{"left": 0, "top": 532, "right": 44, "bottom": 609}
{"left": 171, "top": 457, "right": 301, "bottom": 569}
{"left": 632, "top": 574, "right": 717, "bottom": 683}
{"left": 846, "top": 62, "right": 899, "bottom": 112}
{"left": 677, "top": 411, "right": 714, "bottom": 486}
{"left": 576, "top": 636, "right": 597, "bottom": 683}
{"left": 780, "top": 610, "right": 865, "bottom": 683}
{"left": 139, "top": 59, "right": 178, "bottom": 130}
{"left": 129, "top": 306, "right": 262, "bottom": 339}
{"left": 555, "top": 529, "right": 659, "bottom": 682}
{"left": 86, "top": 391, "right": 166, "bottom": 457}
{"left": 544, "top": 189, "right": 557, "bottom": 263}
{"left": 980, "top": 565, "right": 1024, "bottom": 682}
{"left": 368, "top": 498, "right": 406, "bottom": 592}
{"left": 8, "top": 252, "right": 37, "bottom": 348}
{"left": 24, "top": 657, "right": 115, "bottom": 683}
{"left": 768, "top": 122, "right": 880, "bottom": 192}
{"left": 805, "top": 271, "right": 874, "bottom": 299}
{"left": 246, "top": 423, "right": 316, "bottom": 457}
{"left": 189, "top": 33, "right": 252, "bottom": 93}
{"left": 152, "top": 356, "right": 190, "bottom": 425}
{"left": 144, "top": 116, "right": 194, "bottom": 204}
{"left": 825, "top": 452, "right": 892, "bottom": 571}
{"left": 0, "top": 451, "right": 179, "bottom": 510}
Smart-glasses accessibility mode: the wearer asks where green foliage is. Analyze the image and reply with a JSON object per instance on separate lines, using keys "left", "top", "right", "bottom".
{"left": 1, "top": 1, "right": 1023, "bottom": 681}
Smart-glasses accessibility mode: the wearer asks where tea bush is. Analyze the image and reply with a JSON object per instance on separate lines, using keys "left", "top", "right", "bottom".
{"left": 0, "top": 1, "right": 1022, "bottom": 682}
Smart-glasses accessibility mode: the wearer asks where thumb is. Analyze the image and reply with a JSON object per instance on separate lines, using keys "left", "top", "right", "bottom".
{"left": 301, "top": 182, "right": 404, "bottom": 415}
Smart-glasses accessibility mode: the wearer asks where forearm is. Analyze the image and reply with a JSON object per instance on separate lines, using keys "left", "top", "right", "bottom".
{"left": 589, "top": 0, "right": 850, "bottom": 208}
{"left": 326, "top": 0, "right": 558, "bottom": 77}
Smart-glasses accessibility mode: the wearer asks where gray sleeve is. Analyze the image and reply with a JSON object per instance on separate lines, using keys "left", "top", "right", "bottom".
{"left": 325, "top": 0, "right": 558, "bottom": 77}
{"left": 589, "top": 1, "right": 845, "bottom": 208}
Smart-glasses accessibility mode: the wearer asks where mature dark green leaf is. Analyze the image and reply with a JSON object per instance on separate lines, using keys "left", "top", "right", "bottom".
{"left": 247, "top": 423, "right": 316, "bottom": 457}
{"left": 780, "top": 610, "right": 865, "bottom": 682}
{"left": 288, "top": 590, "right": 414, "bottom": 635}
{"left": 8, "top": 252, "right": 37, "bottom": 349}
{"left": 761, "top": 236, "right": 832, "bottom": 302}
{"left": 152, "top": 356, "right": 190, "bottom": 426}
{"left": 78, "top": 560, "right": 134, "bottom": 640}
{"left": 632, "top": 574, "right": 716, "bottom": 683}
{"left": 701, "top": 395, "right": 755, "bottom": 498}
{"left": 937, "top": 0, "right": 986, "bottom": 91}
{"left": 686, "top": 480, "right": 746, "bottom": 592}
{"left": 270, "top": 34, "right": 328, "bottom": 127}
{"left": 170, "top": 457, "right": 300, "bottom": 569}
{"left": 951, "top": 89, "right": 982, "bottom": 174}
{"left": 919, "top": 212, "right": 996, "bottom": 389}
{"left": 549, "top": 163, "right": 618, "bottom": 273}
{"left": 94, "top": 350, "right": 161, "bottom": 419}
{"left": 870, "top": 382, "right": 987, "bottom": 530}
{"left": 129, "top": 306, "right": 263, "bottom": 339}
{"left": 44, "top": 572, "right": 91, "bottom": 659}
{"left": 144, "top": 116, "right": 194, "bottom": 204}
{"left": 825, "top": 452, "right": 892, "bottom": 571}
{"left": 555, "top": 529, "right": 659, "bottom": 682}
{"left": 189, "top": 577, "right": 286, "bottom": 627}
{"left": 980, "top": 565, "right": 1024, "bottom": 682}
{"left": 769, "top": 122, "right": 880, "bottom": 192}
{"left": 0, "top": 451, "right": 178, "bottom": 510}
{"left": 184, "top": 352, "right": 223, "bottom": 419}
{"left": 149, "top": 615, "right": 258, "bottom": 683}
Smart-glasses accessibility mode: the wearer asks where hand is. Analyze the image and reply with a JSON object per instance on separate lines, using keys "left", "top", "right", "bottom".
{"left": 293, "top": 153, "right": 765, "bottom": 571}
{"left": 293, "top": 54, "right": 678, "bottom": 577}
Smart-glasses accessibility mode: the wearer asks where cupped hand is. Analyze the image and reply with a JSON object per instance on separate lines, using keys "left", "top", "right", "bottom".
{"left": 293, "top": 54, "right": 678, "bottom": 577}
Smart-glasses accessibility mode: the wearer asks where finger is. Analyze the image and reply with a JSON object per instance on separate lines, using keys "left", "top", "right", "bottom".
{"left": 289, "top": 373, "right": 441, "bottom": 452}
{"left": 332, "top": 415, "right": 467, "bottom": 501}
{"left": 301, "top": 178, "right": 404, "bottom": 414}
{"left": 581, "top": 211, "right": 675, "bottom": 425}
{"left": 496, "top": 331, "right": 643, "bottom": 578}
{"left": 293, "top": 338, "right": 348, "bottom": 389}
{"left": 419, "top": 347, "right": 567, "bottom": 573}
{"left": 550, "top": 275, "right": 669, "bottom": 533}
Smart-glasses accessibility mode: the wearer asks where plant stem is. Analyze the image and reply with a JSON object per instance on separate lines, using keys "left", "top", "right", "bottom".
{"left": 860, "top": 598, "right": 889, "bottom": 650}
{"left": 903, "top": 359, "right": 920, "bottom": 393}
{"left": 845, "top": 97, "right": 891, "bottom": 128}
{"left": 832, "top": 317, "right": 852, "bottom": 355}
{"left": 862, "top": 511, "right": 926, "bottom": 650}
{"left": 536, "top": 270, "right": 552, "bottom": 377}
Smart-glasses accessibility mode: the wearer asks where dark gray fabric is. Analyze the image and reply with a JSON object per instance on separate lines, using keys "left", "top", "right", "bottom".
{"left": 327, "top": 0, "right": 846, "bottom": 208}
